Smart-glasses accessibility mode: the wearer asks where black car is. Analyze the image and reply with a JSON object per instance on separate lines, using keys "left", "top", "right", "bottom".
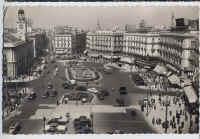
{"left": 48, "top": 82, "right": 53, "bottom": 89}
{"left": 42, "top": 91, "right": 49, "bottom": 99}
{"left": 76, "top": 86, "right": 87, "bottom": 91}
{"left": 76, "top": 127, "right": 93, "bottom": 134}
{"left": 119, "top": 86, "right": 127, "bottom": 94}
{"left": 97, "top": 94, "right": 104, "bottom": 100}
{"left": 74, "top": 118, "right": 80, "bottom": 127}
{"left": 100, "top": 89, "right": 110, "bottom": 96}
{"left": 27, "top": 92, "right": 37, "bottom": 100}
{"left": 9, "top": 121, "right": 21, "bottom": 134}
{"left": 50, "top": 90, "right": 57, "bottom": 97}
{"left": 74, "top": 116, "right": 91, "bottom": 128}
{"left": 62, "top": 83, "right": 71, "bottom": 89}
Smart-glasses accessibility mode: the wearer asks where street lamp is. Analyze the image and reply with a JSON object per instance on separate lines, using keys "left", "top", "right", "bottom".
{"left": 164, "top": 95, "right": 170, "bottom": 133}
{"left": 43, "top": 116, "right": 46, "bottom": 134}
{"left": 90, "top": 113, "right": 93, "bottom": 132}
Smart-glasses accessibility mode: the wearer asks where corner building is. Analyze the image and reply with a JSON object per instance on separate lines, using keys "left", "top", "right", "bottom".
{"left": 86, "top": 31, "right": 199, "bottom": 76}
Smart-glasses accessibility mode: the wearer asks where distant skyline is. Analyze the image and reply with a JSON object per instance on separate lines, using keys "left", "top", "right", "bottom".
{"left": 4, "top": 6, "right": 199, "bottom": 30}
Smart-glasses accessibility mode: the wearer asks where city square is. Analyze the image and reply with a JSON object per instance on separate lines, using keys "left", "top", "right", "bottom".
{"left": 2, "top": 6, "right": 199, "bottom": 134}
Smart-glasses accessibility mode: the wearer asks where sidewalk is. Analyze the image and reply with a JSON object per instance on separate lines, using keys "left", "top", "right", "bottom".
{"left": 3, "top": 106, "right": 22, "bottom": 121}
{"left": 3, "top": 87, "right": 33, "bottom": 121}
{"left": 139, "top": 95, "right": 198, "bottom": 133}
{"left": 4, "top": 75, "right": 40, "bottom": 83}
{"left": 4, "top": 63, "right": 46, "bottom": 83}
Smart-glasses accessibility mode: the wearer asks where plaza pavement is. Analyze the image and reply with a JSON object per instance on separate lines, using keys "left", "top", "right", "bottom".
{"left": 141, "top": 95, "right": 197, "bottom": 133}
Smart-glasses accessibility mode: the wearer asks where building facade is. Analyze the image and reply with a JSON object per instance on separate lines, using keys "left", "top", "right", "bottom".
{"left": 27, "top": 32, "right": 48, "bottom": 58}
{"left": 159, "top": 33, "right": 198, "bottom": 76}
{"left": 53, "top": 33, "right": 73, "bottom": 55}
{"left": 123, "top": 33, "right": 160, "bottom": 60}
{"left": 86, "top": 31, "right": 124, "bottom": 62}
{"left": 3, "top": 36, "right": 34, "bottom": 79}
{"left": 86, "top": 31, "right": 199, "bottom": 76}
{"left": 52, "top": 31, "right": 87, "bottom": 56}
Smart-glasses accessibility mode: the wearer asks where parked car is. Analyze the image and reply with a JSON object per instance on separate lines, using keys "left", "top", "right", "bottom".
{"left": 9, "top": 121, "right": 21, "bottom": 134}
{"left": 97, "top": 94, "right": 104, "bottom": 100}
{"left": 42, "top": 91, "right": 49, "bottom": 99}
{"left": 45, "top": 124, "right": 56, "bottom": 133}
{"left": 56, "top": 125, "right": 67, "bottom": 134}
{"left": 76, "top": 127, "right": 93, "bottom": 134}
{"left": 57, "top": 117, "right": 70, "bottom": 125}
{"left": 119, "top": 86, "right": 127, "bottom": 94}
{"left": 74, "top": 118, "right": 81, "bottom": 127}
{"left": 113, "top": 130, "right": 125, "bottom": 134}
{"left": 62, "top": 83, "right": 71, "bottom": 89}
{"left": 50, "top": 90, "right": 57, "bottom": 97}
{"left": 73, "top": 116, "right": 91, "bottom": 129}
{"left": 88, "top": 88, "right": 99, "bottom": 94}
{"left": 27, "top": 92, "right": 37, "bottom": 100}
{"left": 47, "top": 119, "right": 58, "bottom": 125}
{"left": 81, "top": 97, "right": 88, "bottom": 103}
{"left": 76, "top": 86, "right": 87, "bottom": 91}
{"left": 100, "top": 89, "right": 110, "bottom": 96}
{"left": 48, "top": 82, "right": 53, "bottom": 89}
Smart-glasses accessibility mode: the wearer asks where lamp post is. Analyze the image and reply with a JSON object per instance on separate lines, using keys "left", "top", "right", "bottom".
{"left": 146, "top": 84, "right": 150, "bottom": 116}
{"left": 164, "top": 95, "right": 170, "bottom": 133}
{"left": 43, "top": 116, "right": 46, "bottom": 134}
{"left": 90, "top": 113, "right": 93, "bottom": 132}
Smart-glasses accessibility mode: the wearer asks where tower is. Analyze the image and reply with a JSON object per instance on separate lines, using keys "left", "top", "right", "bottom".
{"left": 16, "top": 9, "right": 27, "bottom": 41}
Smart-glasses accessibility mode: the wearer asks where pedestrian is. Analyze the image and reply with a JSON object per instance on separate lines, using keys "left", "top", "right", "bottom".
{"left": 181, "top": 121, "right": 184, "bottom": 129}
{"left": 156, "top": 119, "right": 158, "bottom": 125}
{"left": 159, "top": 118, "right": 162, "bottom": 125}
{"left": 190, "top": 119, "right": 193, "bottom": 128}
{"left": 169, "top": 110, "right": 172, "bottom": 117}
{"left": 177, "top": 117, "right": 180, "bottom": 125}
{"left": 174, "top": 130, "right": 177, "bottom": 133}
{"left": 185, "top": 113, "right": 188, "bottom": 121}
{"left": 180, "top": 109, "right": 182, "bottom": 115}
{"left": 172, "top": 116, "right": 175, "bottom": 122}
{"left": 152, "top": 117, "right": 155, "bottom": 125}
{"left": 170, "top": 120, "right": 173, "bottom": 127}
{"left": 56, "top": 100, "right": 59, "bottom": 106}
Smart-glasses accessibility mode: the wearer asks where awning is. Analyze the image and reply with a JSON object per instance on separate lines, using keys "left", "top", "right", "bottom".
{"left": 112, "top": 56, "right": 120, "bottom": 59}
{"left": 120, "top": 57, "right": 132, "bottom": 63}
{"left": 103, "top": 55, "right": 112, "bottom": 59}
{"left": 168, "top": 74, "right": 181, "bottom": 86}
{"left": 184, "top": 67, "right": 195, "bottom": 72}
{"left": 153, "top": 65, "right": 168, "bottom": 76}
{"left": 183, "top": 85, "right": 197, "bottom": 103}
{"left": 88, "top": 53, "right": 99, "bottom": 57}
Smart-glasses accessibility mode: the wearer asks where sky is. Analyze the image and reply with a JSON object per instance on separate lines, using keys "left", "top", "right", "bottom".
{"left": 4, "top": 6, "right": 199, "bottom": 30}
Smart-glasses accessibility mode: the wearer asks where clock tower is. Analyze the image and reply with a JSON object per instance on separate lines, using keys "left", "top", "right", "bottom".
{"left": 16, "top": 9, "right": 27, "bottom": 41}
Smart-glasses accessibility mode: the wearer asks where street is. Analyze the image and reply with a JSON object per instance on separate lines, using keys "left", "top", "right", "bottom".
{"left": 3, "top": 59, "right": 158, "bottom": 134}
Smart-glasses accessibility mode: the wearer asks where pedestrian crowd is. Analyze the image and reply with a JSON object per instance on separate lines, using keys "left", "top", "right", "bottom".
{"left": 138, "top": 70, "right": 181, "bottom": 92}
{"left": 3, "top": 88, "right": 30, "bottom": 119}
{"left": 140, "top": 93, "right": 199, "bottom": 133}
